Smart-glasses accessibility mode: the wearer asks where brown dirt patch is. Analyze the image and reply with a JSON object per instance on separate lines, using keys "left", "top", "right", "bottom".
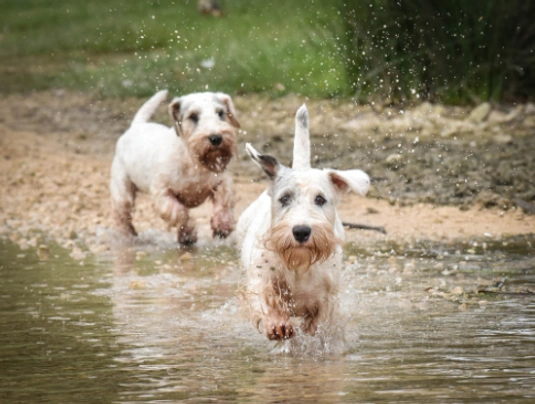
{"left": 1, "top": 90, "right": 533, "bottom": 254}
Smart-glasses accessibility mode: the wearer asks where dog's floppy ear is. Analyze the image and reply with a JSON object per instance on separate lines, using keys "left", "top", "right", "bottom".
{"left": 168, "top": 97, "right": 183, "bottom": 136}
{"left": 326, "top": 169, "right": 370, "bottom": 196}
{"left": 245, "top": 143, "right": 281, "bottom": 180}
{"left": 217, "top": 93, "right": 240, "bottom": 128}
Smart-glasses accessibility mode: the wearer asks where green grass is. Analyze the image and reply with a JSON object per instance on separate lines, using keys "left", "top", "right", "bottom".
{"left": 1, "top": 0, "right": 533, "bottom": 102}
{"left": 0, "top": 0, "right": 347, "bottom": 98}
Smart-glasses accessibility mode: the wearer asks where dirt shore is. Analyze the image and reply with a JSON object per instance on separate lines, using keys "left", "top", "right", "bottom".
{"left": 1, "top": 90, "right": 533, "bottom": 254}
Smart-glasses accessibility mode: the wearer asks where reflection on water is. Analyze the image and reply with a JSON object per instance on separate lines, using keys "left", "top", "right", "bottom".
{"left": 0, "top": 234, "right": 534, "bottom": 402}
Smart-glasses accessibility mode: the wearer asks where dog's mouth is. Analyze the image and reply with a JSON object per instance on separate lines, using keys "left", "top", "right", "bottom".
{"left": 201, "top": 152, "right": 233, "bottom": 173}
{"left": 264, "top": 222, "right": 342, "bottom": 273}
{"left": 189, "top": 133, "right": 237, "bottom": 173}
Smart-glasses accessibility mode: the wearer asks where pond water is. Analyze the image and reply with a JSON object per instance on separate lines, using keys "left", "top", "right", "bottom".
{"left": 1, "top": 235, "right": 534, "bottom": 403}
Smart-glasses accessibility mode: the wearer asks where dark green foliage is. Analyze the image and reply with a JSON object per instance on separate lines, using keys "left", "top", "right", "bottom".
{"left": 342, "top": 0, "right": 535, "bottom": 103}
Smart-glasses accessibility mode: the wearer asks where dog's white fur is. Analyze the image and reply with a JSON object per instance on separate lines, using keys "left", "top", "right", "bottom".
{"left": 110, "top": 90, "right": 240, "bottom": 244}
{"left": 237, "top": 105, "right": 369, "bottom": 341}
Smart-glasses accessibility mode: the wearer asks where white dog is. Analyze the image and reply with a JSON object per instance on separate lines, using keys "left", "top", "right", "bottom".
{"left": 237, "top": 105, "right": 370, "bottom": 341}
{"left": 110, "top": 90, "right": 240, "bottom": 245}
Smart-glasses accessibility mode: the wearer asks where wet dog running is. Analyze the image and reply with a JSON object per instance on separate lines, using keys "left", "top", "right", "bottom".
{"left": 110, "top": 90, "right": 240, "bottom": 245}
{"left": 237, "top": 104, "right": 370, "bottom": 341}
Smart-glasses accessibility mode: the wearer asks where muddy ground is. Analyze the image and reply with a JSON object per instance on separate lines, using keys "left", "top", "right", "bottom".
{"left": 1, "top": 90, "right": 534, "bottom": 254}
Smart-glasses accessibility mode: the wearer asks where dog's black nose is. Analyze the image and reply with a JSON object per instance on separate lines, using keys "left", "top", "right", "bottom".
{"left": 208, "top": 134, "right": 223, "bottom": 146}
{"left": 292, "top": 225, "right": 311, "bottom": 243}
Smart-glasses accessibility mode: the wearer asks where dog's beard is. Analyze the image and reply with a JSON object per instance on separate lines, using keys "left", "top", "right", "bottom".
{"left": 189, "top": 133, "right": 237, "bottom": 173}
{"left": 265, "top": 222, "right": 341, "bottom": 274}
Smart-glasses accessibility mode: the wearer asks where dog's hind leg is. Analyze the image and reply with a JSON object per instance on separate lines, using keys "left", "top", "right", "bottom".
{"left": 110, "top": 160, "right": 137, "bottom": 236}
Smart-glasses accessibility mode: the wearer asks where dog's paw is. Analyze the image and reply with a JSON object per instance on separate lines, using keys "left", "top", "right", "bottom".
{"left": 211, "top": 215, "right": 234, "bottom": 239}
{"left": 266, "top": 321, "right": 295, "bottom": 341}
{"left": 179, "top": 235, "right": 197, "bottom": 246}
{"left": 212, "top": 228, "right": 231, "bottom": 239}
{"left": 178, "top": 226, "right": 197, "bottom": 246}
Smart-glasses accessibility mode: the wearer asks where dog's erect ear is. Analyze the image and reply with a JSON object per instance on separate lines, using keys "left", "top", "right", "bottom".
{"left": 293, "top": 104, "right": 310, "bottom": 169}
{"left": 168, "top": 97, "right": 183, "bottom": 136}
{"left": 217, "top": 93, "right": 241, "bottom": 128}
{"left": 245, "top": 143, "right": 281, "bottom": 180}
{"left": 326, "top": 169, "right": 370, "bottom": 197}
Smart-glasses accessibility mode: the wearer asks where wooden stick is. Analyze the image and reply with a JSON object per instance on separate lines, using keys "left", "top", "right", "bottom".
{"left": 342, "top": 222, "right": 387, "bottom": 235}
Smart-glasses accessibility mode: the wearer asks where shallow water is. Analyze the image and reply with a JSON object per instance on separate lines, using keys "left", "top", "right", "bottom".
{"left": 1, "top": 235, "right": 534, "bottom": 403}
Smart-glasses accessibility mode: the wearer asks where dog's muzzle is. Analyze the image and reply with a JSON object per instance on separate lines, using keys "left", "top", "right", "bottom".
{"left": 208, "top": 134, "right": 223, "bottom": 147}
{"left": 292, "top": 225, "right": 311, "bottom": 243}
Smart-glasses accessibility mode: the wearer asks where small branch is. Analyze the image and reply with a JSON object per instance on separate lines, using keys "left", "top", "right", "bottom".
{"left": 477, "top": 290, "right": 534, "bottom": 297}
{"left": 342, "top": 222, "right": 387, "bottom": 235}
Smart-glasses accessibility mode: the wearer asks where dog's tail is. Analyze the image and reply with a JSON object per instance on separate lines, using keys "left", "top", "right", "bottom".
{"left": 131, "top": 89, "right": 168, "bottom": 124}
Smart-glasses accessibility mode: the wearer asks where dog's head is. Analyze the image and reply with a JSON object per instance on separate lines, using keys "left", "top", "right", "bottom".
{"left": 245, "top": 105, "right": 370, "bottom": 273}
{"left": 169, "top": 92, "right": 240, "bottom": 173}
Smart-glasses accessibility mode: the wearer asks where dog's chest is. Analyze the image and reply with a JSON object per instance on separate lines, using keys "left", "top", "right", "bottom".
{"left": 269, "top": 262, "right": 337, "bottom": 315}
{"left": 173, "top": 180, "right": 214, "bottom": 208}
{"left": 159, "top": 159, "right": 217, "bottom": 207}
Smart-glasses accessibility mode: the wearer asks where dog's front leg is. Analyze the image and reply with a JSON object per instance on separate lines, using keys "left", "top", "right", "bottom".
{"left": 210, "top": 176, "right": 235, "bottom": 239}
{"left": 248, "top": 273, "right": 295, "bottom": 340}
{"left": 302, "top": 306, "right": 321, "bottom": 336}
{"left": 301, "top": 293, "right": 338, "bottom": 336}
{"left": 153, "top": 188, "right": 197, "bottom": 245}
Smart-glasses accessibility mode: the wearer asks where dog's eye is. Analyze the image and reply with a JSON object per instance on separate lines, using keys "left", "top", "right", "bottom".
{"left": 217, "top": 110, "right": 225, "bottom": 120}
{"left": 188, "top": 113, "right": 199, "bottom": 123}
{"left": 314, "top": 195, "right": 327, "bottom": 207}
{"left": 279, "top": 195, "right": 291, "bottom": 207}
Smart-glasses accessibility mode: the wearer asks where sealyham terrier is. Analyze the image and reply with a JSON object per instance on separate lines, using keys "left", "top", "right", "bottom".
{"left": 237, "top": 105, "right": 370, "bottom": 341}
{"left": 110, "top": 90, "right": 240, "bottom": 245}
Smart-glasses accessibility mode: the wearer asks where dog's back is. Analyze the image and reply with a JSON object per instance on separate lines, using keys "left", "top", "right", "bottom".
{"left": 113, "top": 89, "right": 187, "bottom": 193}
